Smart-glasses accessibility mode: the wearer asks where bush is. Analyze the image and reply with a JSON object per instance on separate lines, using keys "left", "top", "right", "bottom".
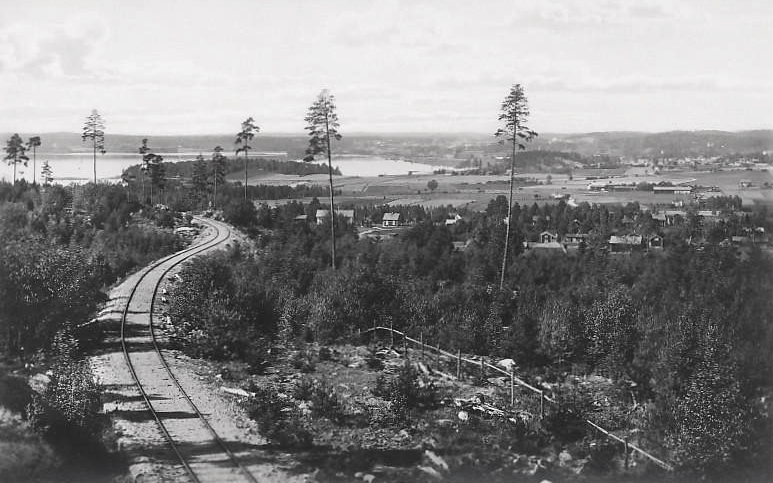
{"left": 372, "top": 361, "right": 439, "bottom": 417}
{"left": 26, "top": 355, "right": 105, "bottom": 459}
{"left": 310, "top": 380, "right": 347, "bottom": 424}
{"left": 291, "top": 349, "right": 316, "bottom": 373}
{"left": 318, "top": 346, "right": 333, "bottom": 362}
{"left": 292, "top": 376, "right": 316, "bottom": 401}
{"left": 242, "top": 386, "right": 312, "bottom": 448}
{"left": 365, "top": 346, "right": 385, "bottom": 370}
{"left": 543, "top": 385, "right": 592, "bottom": 443}
{"left": 154, "top": 210, "right": 175, "bottom": 228}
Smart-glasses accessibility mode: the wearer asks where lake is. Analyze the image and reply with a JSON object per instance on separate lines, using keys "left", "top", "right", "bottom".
{"left": 0, "top": 153, "right": 450, "bottom": 184}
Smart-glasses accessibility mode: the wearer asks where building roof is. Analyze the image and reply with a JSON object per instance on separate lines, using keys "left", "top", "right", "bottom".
{"left": 609, "top": 235, "right": 643, "bottom": 245}
{"left": 382, "top": 212, "right": 401, "bottom": 221}
{"left": 315, "top": 209, "right": 330, "bottom": 218}
{"left": 564, "top": 233, "right": 587, "bottom": 240}
{"left": 527, "top": 241, "right": 567, "bottom": 253}
{"left": 337, "top": 209, "right": 355, "bottom": 219}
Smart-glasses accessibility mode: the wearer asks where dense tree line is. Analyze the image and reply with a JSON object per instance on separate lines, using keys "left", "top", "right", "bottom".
{"left": 0, "top": 181, "right": 183, "bottom": 358}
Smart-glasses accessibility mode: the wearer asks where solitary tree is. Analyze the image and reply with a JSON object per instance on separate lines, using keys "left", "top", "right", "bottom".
{"left": 495, "top": 84, "right": 537, "bottom": 290}
{"left": 139, "top": 138, "right": 164, "bottom": 204}
{"left": 235, "top": 117, "right": 259, "bottom": 200}
{"left": 82, "top": 109, "right": 106, "bottom": 184}
{"left": 26, "top": 136, "right": 41, "bottom": 185}
{"left": 303, "top": 89, "right": 342, "bottom": 269}
{"left": 4, "top": 134, "right": 29, "bottom": 184}
{"left": 40, "top": 160, "right": 54, "bottom": 186}
{"left": 211, "top": 146, "right": 226, "bottom": 209}
{"left": 427, "top": 179, "right": 438, "bottom": 192}
{"left": 192, "top": 154, "right": 209, "bottom": 208}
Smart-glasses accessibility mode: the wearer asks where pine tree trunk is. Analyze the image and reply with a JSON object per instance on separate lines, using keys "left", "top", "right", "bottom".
{"left": 325, "top": 115, "right": 336, "bottom": 270}
{"left": 500, "top": 136, "right": 517, "bottom": 290}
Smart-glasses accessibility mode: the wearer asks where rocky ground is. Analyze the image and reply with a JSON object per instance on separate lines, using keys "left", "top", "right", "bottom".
{"left": 208, "top": 343, "right": 664, "bottom": 483}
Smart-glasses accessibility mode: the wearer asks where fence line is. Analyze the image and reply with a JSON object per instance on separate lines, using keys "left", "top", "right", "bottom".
{"left": 363, "top": 325, "right": 673, "bottom": 472}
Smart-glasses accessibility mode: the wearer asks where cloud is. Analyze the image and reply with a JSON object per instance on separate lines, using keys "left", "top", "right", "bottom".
{"left": 528, "top": 74, "right": 724, "bottom": 93}
{"left": 0, "top": 14, "right": 108, "bottom": 78}
{"left": 508, "top": 0, "right": 692, "bottom": 30}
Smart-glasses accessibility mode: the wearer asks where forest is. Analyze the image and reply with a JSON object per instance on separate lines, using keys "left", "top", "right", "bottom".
{"left": 167, "top": 191, "right": 773, "bottom": 480}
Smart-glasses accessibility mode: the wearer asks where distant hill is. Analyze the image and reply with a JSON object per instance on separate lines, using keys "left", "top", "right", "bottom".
{"left": 2, "top": 130, "right": 771, "bottom": 159}
{"left": 531, "top": 130, "right": 773, "bottom": 157}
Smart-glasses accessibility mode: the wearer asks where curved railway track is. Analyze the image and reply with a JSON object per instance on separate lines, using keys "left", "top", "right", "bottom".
{"left": 119, "top": 218, "right": 258, "bottom": 483}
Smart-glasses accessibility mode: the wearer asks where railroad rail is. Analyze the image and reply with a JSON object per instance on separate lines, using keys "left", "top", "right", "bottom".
{"left": 119, "top": 218, "right": 258, "bottom": 483}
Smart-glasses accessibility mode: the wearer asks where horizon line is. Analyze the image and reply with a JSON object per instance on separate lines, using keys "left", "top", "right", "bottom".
{"left": 3, "top": 128, "right": 773, "bottom": 137}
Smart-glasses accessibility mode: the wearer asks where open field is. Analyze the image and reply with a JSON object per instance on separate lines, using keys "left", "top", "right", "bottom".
{"left": 243, "top": 167, "right": 773, "bottom": 210}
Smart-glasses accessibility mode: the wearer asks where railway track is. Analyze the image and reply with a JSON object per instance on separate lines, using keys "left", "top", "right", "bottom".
{"left": 119, "top": 218, "right": 258, "bottom": 483}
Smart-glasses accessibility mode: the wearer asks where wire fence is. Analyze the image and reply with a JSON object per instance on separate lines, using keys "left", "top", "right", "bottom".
{"left": 362, "top": 324, "right": 674, "bottom": 472}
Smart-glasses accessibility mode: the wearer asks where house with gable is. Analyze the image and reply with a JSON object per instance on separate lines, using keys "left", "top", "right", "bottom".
{"left": 382, "top": 212, "right": 401, "bottom": 227}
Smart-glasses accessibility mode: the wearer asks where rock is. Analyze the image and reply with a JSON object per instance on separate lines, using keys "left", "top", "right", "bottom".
{"left": 363, "top": 474, "right": 375, "bottom": 483}
{"left": 497, "top": 358, "right": 516, "bottom": 371}
{"left": 558, "top": 450, "right": 573, "bottom": 466}
{"left": 457, "top": 410, "right": 469, "bottom": 421}
{"left": 354, "top": 471, "right": 364, "bottom": 479}
{"left": 424, "top": 450, "right": 449, "bottom": 472}
{"left": 29, "top": 373, "right": 51, "bottom": 392}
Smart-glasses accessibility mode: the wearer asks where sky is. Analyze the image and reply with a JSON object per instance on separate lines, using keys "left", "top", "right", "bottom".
{"left": 1, "top": 0, "right": 771, "bottom": 135}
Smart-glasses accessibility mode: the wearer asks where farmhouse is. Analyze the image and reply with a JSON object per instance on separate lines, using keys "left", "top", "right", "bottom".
{"left": 382, "top": 212, "right": 401, "bottom": 227}
{"left": 315, "top": 209, "right": 355, "bottom": 225}
{"left": 609, "top": 235, "right": 644, "bottom": 253}
{"left": 648, "top": 235, "right": 664, "bottom": 250}
{"left": 315, "top": 209, "right": 329, "bottom": 224}
{"left": 563, "top": 233, "right": 587, "bottom": 250}
{"left": 539, "top": 231, "right": 558, "bottom": 243}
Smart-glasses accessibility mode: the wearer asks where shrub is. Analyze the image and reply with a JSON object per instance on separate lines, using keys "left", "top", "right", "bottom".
{"left": 318, "top": 346, "right": 333, "bottom": 362}
{"left": 542, "top": 385, "right": 592, "bottom": 443}
{"left": 372, "top": 361, "right": 439, "bottom": 417}
{"left": 365, "top": 346, "right": 385, "bottom": 370}
{"left": 26, "top": 355, "right": 105, "bottom": 458}
{"left": 310, "top": 380, "right": 346, "bottom": 424}
{"left": 154, "top": 210, "right": 175, "bottom": 228}
{"left": 242, "top": 386, "right": 312, "bottom": 448}
{"left": 291, "top": 349, "right": 316, "bottom": 373}
{"left": 292, "top": 376, "right": 316, "bottom": 401}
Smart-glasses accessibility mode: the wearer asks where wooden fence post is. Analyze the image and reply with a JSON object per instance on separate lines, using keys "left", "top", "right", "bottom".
{"left": 510, "top": 371, "right": 514, "bottom": 406}
{"left": 624, "top": 437, "right": 629, "bottom": 469}
{"left": 539, "top": 390, "right": 545, "bottom": 420}
{"left": 436, "top": 345, "right": 440, "bottom": 368}
{"left": 390, "top": 320, "right": 394, "bottom": 347}
{"left": 420, "top": 332, "right": 423, "bottom": 359}
{"left": 456, "top": 349, "right": 461, "bottom": 379}
{"left": 479, "top": 357, "right": 484, "bottom": 382}
{"left": 403, "top": 332, "right": 408, "bottom": 358}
